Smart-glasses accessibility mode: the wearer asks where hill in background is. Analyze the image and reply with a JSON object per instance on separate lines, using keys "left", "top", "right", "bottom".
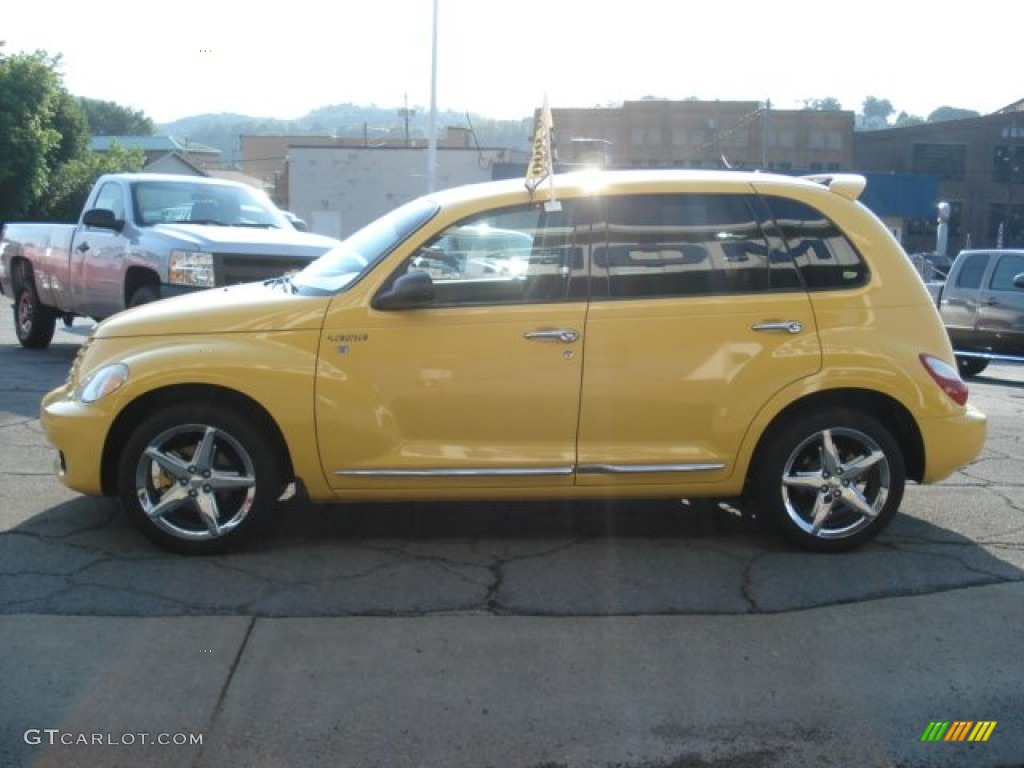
{"left": 157, "top": 103, "right": 534, "bottom": 164}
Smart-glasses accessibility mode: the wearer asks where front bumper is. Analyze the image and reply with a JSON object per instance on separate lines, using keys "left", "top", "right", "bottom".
{"left": 40, "top": 387, "right": 112, "bottom": 496}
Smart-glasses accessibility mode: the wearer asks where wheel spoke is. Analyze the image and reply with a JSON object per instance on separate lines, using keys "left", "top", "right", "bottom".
{"left": 208, "top": 470, "right": 255, "bottom": 492}
{"left": 783, "top": 471, "right": 824, "bottom": 491}
{"left": 144, "top": 484, "right": 190, "bottom": 521}
{"left": 194, "top": 427, "right": 220, "bottom": 474}
{"left": 809, "top": 495, "right": 833, "bottom": 534}
{"left": 194, "top": 490, "right": 222, "bottom": 536}
{"left": 820, "top": 430, "right": 842, "bottom": 476}
{"left": 143, "top": 446, "right": 190, "bottom": 482}
{"left": 839, "top": 483, "right": 881, "bottom": 520}
{"left": 839, "top": 448, "right": 886, "bottom": 482}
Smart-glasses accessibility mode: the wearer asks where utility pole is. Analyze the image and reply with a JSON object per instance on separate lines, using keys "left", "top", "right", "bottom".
{"left": 398, "top": 93, "right": 415, "bottom": 147}
{"left": 427, "top": 0, "right": 439, "bottom": 193}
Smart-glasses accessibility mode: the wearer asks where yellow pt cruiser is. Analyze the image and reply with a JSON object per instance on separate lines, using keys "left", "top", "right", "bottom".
{"left": 40, "top": 170, "right": 987, "bottom": 554}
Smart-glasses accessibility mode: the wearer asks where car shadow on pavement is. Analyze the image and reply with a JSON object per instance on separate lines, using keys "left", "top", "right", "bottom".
{"left": 4, "top": 491, "right": 1021, "bottom": 617}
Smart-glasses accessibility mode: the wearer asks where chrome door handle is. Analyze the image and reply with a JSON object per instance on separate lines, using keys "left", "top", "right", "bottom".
{"left": 751, "top": 320, "right": 803, "bottom": 334}
{"left": 523, "top": 328, "right": 579, "bottom": 343}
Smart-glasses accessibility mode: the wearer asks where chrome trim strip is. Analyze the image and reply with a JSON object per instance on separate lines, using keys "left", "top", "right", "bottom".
{"left": 576, "top": 463, "right": 726, "bottom": 475}
{"left": 334, "top": 466, "right": 575, "bottom": 478}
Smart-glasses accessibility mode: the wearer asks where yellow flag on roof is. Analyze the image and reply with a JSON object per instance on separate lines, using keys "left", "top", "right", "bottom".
{"left": 525, "top": 97, "right": 554, "bottom": 192}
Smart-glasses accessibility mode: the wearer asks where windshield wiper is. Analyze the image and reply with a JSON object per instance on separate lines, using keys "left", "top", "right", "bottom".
{"left": 263, "top": 274, "right": 296, "bottom": 293}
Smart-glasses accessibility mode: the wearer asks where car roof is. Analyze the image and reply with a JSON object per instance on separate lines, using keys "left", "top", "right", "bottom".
{"left": 425, "top": 169, "right": 866, "bottom": 211}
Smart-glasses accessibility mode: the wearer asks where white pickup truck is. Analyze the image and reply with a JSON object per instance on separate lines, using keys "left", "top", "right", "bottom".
{"left": 0, "top": 173, "right": 340, "bottom": 348}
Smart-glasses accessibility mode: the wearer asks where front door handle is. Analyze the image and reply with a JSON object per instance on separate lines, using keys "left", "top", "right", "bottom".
{"left": 751, "top": 320, "right": 804, "bottom": 334}
{"left": 76, "top": 242, "right": 90, "bottom": 253}
{"left": 524, "top": 328, "right": 580, "bottom": 343}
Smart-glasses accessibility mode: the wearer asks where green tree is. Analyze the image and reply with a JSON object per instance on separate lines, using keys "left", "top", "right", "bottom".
{"left": 32, "top": 142, "right": 144, "bottom": 221}
{"left": 78, "top": 96, "right": 154, "bottom": 135}
{"left": 0, "top": 48, "right": 142, "bottom": 223}
{"left": 927, "top": 106, "right": 981, "bottom": 123}
{"left": 0, "top": 48, "right": 77, "bottom": 221}
{"left": 862, "top": 96, "right": 895, "bottom": 122}
{"left": 802, "top": 97, "right": 843, "bottom": 111}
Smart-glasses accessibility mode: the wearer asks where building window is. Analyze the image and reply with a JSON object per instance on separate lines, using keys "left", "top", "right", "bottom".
{"left": 912, "top": 143, "right": 966, "bottom": 181}
{"left": 993, "top": 145, "right": 1024, "bottom": 183}
{"left": 809, "top": 131, "right": 826, "bottom": 150}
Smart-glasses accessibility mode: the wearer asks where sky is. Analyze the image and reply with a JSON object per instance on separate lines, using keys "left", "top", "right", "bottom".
{"left": 2, "top": 0, "right": 1018, "bottom": 125}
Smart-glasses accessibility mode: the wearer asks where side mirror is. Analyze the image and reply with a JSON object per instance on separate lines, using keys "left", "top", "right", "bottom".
{"left": 372, "top": 270, "right": 435, "bottom": 310}
{"left": 82, "top": 208, "right": 124, "bottom": 232}
{"left": 1013, "top": 273, "right": 1024, "bottom": 290}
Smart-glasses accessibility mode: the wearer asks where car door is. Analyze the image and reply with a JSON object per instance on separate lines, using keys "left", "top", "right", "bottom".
{"left": 72, "top": 181, "right": 130, "bottom": 319}
{"left": 315, "top": 201, "right": 592, "bottom": 493}
{"left": 975, "top": 251, "right": 1024, "bottom": 355}
{"left": 576, "top": 191, "right": 822, "bottom": 488}
{"left": 940, "top": 251, "right": 989, "bottom": 350}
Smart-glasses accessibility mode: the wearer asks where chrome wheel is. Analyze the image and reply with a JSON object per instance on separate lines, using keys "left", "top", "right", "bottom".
{"left": 134, "top": 423, "right": 257, "bottom": 541}
{"left": 119, "top": 403, "right": 284, "bottom": 554}
{"left": 749, "top": 409, "right": 905, "bottom": 552}
{"left": 780, "top": 427, "right": 890, "bottom": 540}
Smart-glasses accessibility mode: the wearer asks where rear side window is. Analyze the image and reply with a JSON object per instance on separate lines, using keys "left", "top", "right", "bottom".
{"left": 955, "top": 253, "right": 988, "bottom": 289}
{"left": 761, "top": 196, "right": 868, "bottom": 290}
{"left": 595, "top": 194, "right": 778, "bottom": 299}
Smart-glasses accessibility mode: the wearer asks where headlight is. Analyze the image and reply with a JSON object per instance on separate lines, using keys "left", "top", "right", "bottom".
{"left": 168, "top": 250, "right": 215, "bottom": 287}
{"left": 77, "top": 363, "right": 129, "bottom": 403}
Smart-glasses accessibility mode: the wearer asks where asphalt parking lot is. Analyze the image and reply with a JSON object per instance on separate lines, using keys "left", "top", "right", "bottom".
{"left": 1, "top": 310, "right": 1022, "bottom": 767}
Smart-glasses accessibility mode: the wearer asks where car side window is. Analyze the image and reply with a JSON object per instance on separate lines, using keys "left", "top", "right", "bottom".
{"left": 92, "top": 182, "right": 125, "bottom": 221}
{"left": 761, "top": 196, "right": 868, "bottom": 290}
{"left": 955, "top": 253, "right": 988, "bottom": 289}
{"left": 989, "top": 253, "right": 1024, "bottom": 291}
{"left": 390, "top": 202, "right": 590, "bottom": 306}
{"left": 595, "top": 194, "right": 773, "bottom": 299}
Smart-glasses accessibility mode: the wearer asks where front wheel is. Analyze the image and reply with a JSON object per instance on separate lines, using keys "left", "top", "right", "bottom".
{"left": 128, "top": 284, "right": 160, "bottom": 308}
{"left": 117, "top": 403, "right": 285, "bottom": 554}
{"left": 14, "top": 282, "right": 57, "bottom": 349}
{"left": 747, "top": 410, "right": 905, "bottom": 552}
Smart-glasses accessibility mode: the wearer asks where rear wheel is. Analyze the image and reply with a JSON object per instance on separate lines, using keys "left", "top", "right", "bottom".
{"left": 956, "top": 356, "right": 989, "bottom": 377}
{"left": 748, "top": 409, "right": 905, "bottom": 552}
{"left": 14, "top": 281, "right": 57, "bottom": 349}
{"left": 117, "top": 402, "right": 285, "bottom": 554}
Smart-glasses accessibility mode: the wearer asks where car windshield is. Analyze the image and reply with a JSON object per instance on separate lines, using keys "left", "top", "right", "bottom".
{"left": 132, "top": 180, "right": 291, "bottom": 229}
{"left": 291, "top": 197, "right": 439, "bottom": 295}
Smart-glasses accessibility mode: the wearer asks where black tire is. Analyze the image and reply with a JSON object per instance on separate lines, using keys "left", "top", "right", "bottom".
{"left": 956, "top": 356, "right": 989, "bottom": 378}
{"left": 14, "top": 281, "right": 57, "bottom": 349}
{"left": 128, "top": 284, "right": 160, "bottom": 308}
{"left": 747, "top": 409, "right": 905, "bottom": 553}
{"left": 117, "top": 402, "right": 285, "bottom": 554}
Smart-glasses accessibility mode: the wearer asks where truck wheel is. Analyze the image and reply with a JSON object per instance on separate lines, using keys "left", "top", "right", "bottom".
{"left": 747, "top": 409, "right": 905, "bottom": 552}
{"left": 117, "top": 402, "right": 285, "bottom": 554}
{"left": 956, "top": 357, "right": 989, "bottom": 377}
{"left": 128, "top": 285, "right": 160, "bottom": 308}
{"left": 14, "top": 282, "right": 57, "bottom": 349}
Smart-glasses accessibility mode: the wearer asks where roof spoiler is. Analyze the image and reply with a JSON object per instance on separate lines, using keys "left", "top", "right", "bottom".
{"left": 801, "top": 173, "right": 866, "bottom": 201}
